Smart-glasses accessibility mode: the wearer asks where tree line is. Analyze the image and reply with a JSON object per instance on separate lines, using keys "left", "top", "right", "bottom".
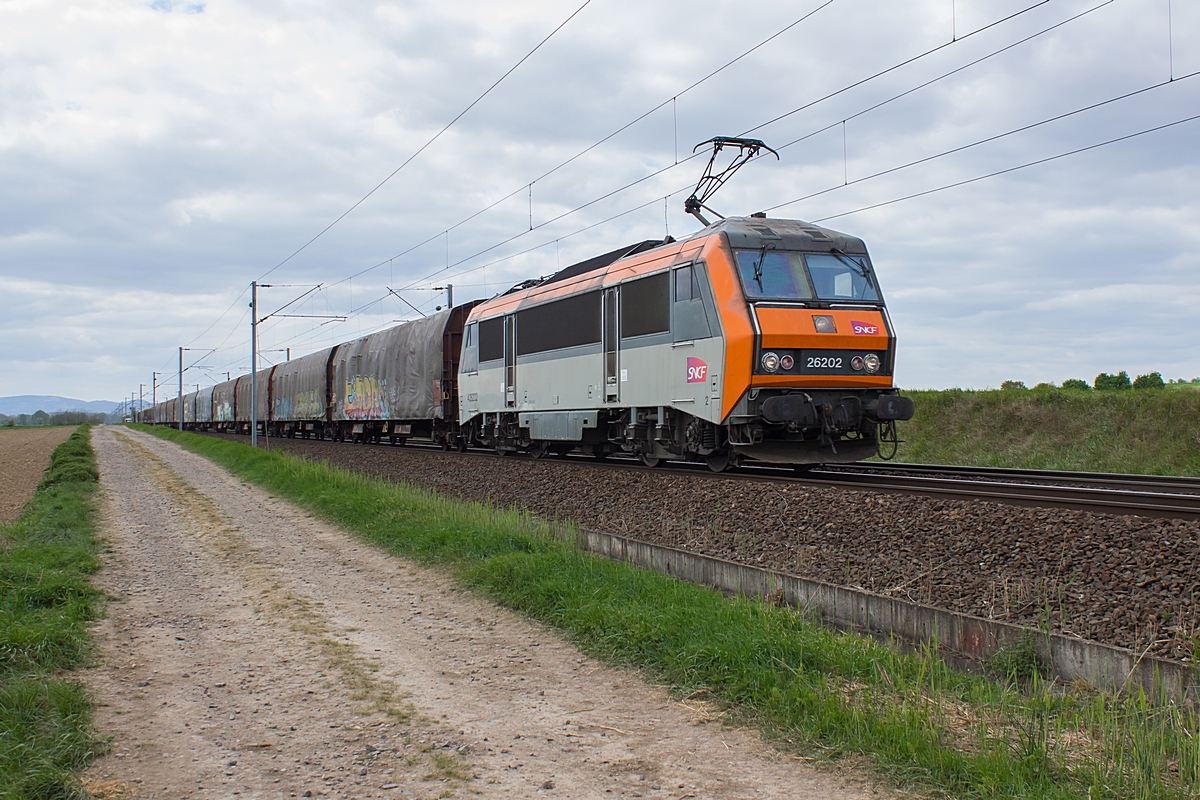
{"left": 998, "top": 372, "right": 1200, "bottom": 392}
{"left": 0, "top": 411, "right": 110, "bottom": 427}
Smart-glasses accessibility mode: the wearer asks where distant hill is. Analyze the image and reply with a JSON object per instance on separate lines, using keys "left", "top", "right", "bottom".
{"left": 0, "top": 395, "right": 121, "bottom": 415}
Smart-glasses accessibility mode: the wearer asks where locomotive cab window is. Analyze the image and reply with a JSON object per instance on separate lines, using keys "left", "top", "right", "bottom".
{"left": 674, "top": 265, "right": 694, "bottom": 301}
{"left": 673, "top": 263, "right": 712, "bottom": 341}
{"left": 805, "top": 254, "right": 879, "bottom": 302}
{"left": 735, "top": 251, "right": 813, "bottom": 301}
{"left": 460, "top": 322, "right": 479, "bottom": 374}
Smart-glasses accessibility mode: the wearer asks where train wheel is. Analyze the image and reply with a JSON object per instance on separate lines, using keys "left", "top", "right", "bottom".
{"left": 455, "top": 438, "right": 467, "bottom": 453}
{"left": 706, "top": 451, "right": 732, "bottom": 473}
{"left": 638, "top": 452, "right": 661, "bottom": 468}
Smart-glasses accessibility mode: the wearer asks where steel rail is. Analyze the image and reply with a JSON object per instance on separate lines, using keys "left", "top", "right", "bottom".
{"left": 793, "top": 470, "right": 1200, "bottom": 520}
{"left": 818, "top": 461, "right": 1200, "bottom": 494}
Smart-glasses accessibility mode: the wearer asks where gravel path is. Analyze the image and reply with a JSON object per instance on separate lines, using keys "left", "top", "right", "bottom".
{"left": 242, "top": 436, "right": 1199, "bottom": 664}
{"left": 85, "top": 426, "right": 880, "bottom": 800}
{"left": 0, "top": 425, "right": 73, "bottom": 522}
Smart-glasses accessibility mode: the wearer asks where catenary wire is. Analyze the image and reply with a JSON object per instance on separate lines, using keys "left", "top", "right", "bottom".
{"left": 353, "top": 0, "right": 1087, "bottom": 296}
{"left": 167, "top": 0, "right": 843, "bottom": 375}
{"left": 738, "top": 0, "right": 1050, "bottom": 135}
{"left": 265, "top": 97, "right": 1200, "bottom": 360}
{"left": 324, "top": 0, "right": 841, "bottom": 291}
{"left": 766, "top": 68, "right": 1200, "bottom": 212}
{"left": 175, "top": 0, "right": 1116, "bottom": 375}
{"left": 176, "top": 0, "right": 1071, "bottom": 370}
{"left": 256, "top": 0, "right": 595, "bottom": 282}
{"left": 398, "top": 73, "right": 1200, "bottom": 300}
{"left": 772, "top": 0, "right": 1116, "bottom": 152}
{"left": 809, "top": 111, "right": 1200, "bottom": 223}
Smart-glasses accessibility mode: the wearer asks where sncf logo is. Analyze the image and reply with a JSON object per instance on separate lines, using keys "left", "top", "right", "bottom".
{"left": 851, "top": 320, "right": 880, "bottom": 335}
{"left": 686, "top": 357, "right": 708, "bottom": 383}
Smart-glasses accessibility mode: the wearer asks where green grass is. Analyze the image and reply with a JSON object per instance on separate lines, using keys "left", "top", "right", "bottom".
{"left": 892, "top": 388, "right": 1200, "bottom": 476}
{"left": 139, "top": 424, "right": 1200, "bottom": 799}
{"left": 0, "top": 426, "right": 103, "bottom": 800}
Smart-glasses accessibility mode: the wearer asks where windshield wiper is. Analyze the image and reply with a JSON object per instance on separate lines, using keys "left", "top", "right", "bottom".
{"left": 830, "top": 248, "right": 875, "bottom": 297}
{"left": 751, "top": 244, "right": 771, "bottom": 292}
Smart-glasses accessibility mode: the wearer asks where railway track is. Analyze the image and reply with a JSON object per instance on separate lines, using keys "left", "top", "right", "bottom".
{"left": 587, "top": 455, "right": 1200, "bottom": 520}
{"left": 242, "top": 432, "right": 1200, "bottom": 520}
{"left": 794, "top": 463, "right": 1200, "bottom": 520}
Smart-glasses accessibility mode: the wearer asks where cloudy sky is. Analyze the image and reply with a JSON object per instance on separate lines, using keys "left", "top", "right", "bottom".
{"left": 1, "top": 0, "right": 1197, "bottom": 402}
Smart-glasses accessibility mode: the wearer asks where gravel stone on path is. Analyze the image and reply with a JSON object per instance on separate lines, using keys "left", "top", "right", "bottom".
{"left": 86, "top": 426, "right": 881, "bottom": 800}
{"left": 251, "top": 436, "right": 1200, "bottom": 663}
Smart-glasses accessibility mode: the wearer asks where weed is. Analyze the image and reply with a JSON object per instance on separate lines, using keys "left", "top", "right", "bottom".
{"left": 989, "top": 633, "right": 1050, "bottom": 683}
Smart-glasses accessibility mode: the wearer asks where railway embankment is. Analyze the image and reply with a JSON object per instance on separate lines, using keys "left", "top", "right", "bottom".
{"left": 0, "top": 426, "right": 102, "bottom": 795}
{"left": 148, "top": 426, "right": 1200, "bottom": 800}
{"left": 894, "top": 387, "right": 1200, "bottom": 476}
{"left": 218, "top": 434, "right": 1198, "bottom": 665}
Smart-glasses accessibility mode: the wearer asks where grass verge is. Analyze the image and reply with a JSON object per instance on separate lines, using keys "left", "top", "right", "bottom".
{"left": 1, "top": 426, "right": 102, "bottom": 799}
{"left": 140, "top": 425, "right": 1200, "bottom": 799}
{"left": 893, "top": 388, "right": 1200, "bottom": 475}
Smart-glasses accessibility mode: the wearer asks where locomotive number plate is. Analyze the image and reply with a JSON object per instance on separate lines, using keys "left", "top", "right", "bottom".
{"left": 805, "top": 356, "right": 843, "bottom": 370}
{"left": 796, "top": 349, "right": 887, "bottom": 376}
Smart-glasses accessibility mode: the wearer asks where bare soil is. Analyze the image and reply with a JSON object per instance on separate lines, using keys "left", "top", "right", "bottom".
{"left": 84, "top": 426, "right": 883, "bottom": 800}
{"left": 0, "top": 425, "right": 74, "bottom": 522}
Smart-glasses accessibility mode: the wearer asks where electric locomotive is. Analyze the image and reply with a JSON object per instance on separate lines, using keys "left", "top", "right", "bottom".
{"left": 457, "top": 212, "right": 913, "bottom": 471}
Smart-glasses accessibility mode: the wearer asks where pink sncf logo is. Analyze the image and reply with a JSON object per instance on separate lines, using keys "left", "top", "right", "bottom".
{"left": 851, "top": 320, "right": 880, "bottom": 335}
{"left": 686, "top": 357, "right": 708, "bottom": 383}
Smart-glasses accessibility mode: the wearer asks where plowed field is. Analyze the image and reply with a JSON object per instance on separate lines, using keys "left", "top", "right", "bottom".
{"left": 0, "top": 426, "right": 74, "bottom": 522}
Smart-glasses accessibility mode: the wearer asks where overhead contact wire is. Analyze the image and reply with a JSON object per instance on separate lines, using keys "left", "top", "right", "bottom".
{"left": 812, "top": 112, "right": 1200, "bottom": 223}
{"left": 767, "top": 68, "right": 1200, "bottom": 212}
{"left": 192, "top": 0, "right": 1061, "bottom": 361}
{"left": 257, "top": 0, "right": 595, "bottom": 282}
{"left": 362, "top": 0, "right": 1081, "bottom": 294}
{"left": 328, "top": 0, "right": 839, "bottom": 291}
{"left": 221, "top": 0, "right": 1112, "bottom": 362}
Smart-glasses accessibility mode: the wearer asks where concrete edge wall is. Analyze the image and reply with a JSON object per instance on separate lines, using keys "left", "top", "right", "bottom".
{"left": 552, "top": 524, "right": 1198, "bottom": 701}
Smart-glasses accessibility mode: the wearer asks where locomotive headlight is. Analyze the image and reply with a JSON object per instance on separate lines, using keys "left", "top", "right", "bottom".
{"left": 813, "top": 315, "right": 837, "bottom": 333}
{"left": 761, "top": 352, "right": 781, "bottom": 372}
{"left": 851, "top": 356, "right": 864, "bottom": 371}
{"left": 780, "top": 354, "right": 795, "bottom": 371}
{"left": 864, "top": 353, "right": 882, "bottom": 373}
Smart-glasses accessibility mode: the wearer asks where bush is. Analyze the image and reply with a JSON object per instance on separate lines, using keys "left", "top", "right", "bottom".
{"left": 1094, "top": 371, "right": 1131, "bottom": 390}
{"left": 1031, "top": 382, "right": 1056, "bottom": 391}
{"left": 1060, "top": 379, "right": 1090, "bottom": 391}
{"left": 1133, "top": 371, "right": 1165, "bottom": 390}
{"left": 1000, "top": 380, "right": 1027, "bottom": 390}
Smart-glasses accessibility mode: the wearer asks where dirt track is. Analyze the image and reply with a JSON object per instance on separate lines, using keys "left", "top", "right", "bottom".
{"left": 0, "top": 425, "right": 74, "bottom": 522}
{"left": 85, "top": 426, "right": 882, "bottom": 800}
